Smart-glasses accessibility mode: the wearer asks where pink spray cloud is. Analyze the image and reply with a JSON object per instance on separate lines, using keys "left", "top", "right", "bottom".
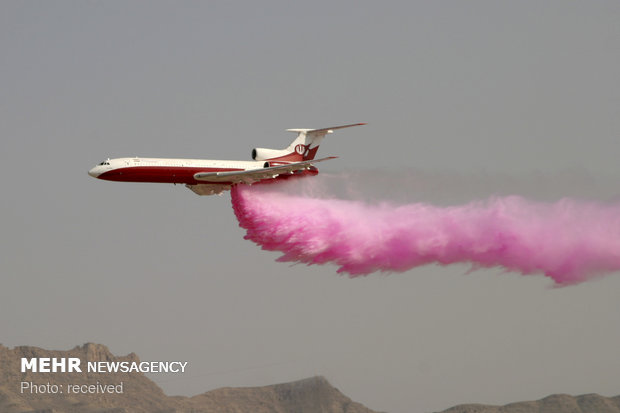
{"left": 231, "top": 177, "right": 620, "bottom": 285}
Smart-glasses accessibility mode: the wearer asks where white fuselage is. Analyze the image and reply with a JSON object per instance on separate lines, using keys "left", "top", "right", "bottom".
{"left": 88, "top": 157, "right": 269, "bottom": 184}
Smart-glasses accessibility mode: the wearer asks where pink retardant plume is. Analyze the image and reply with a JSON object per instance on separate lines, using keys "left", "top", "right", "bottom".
{"left": 231, "top": 182, "right": 620, "bottom": 285}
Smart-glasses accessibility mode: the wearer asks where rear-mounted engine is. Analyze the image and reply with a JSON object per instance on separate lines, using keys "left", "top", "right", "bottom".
{"left": 252, "top": 148, "right": 290, "bottom": 161}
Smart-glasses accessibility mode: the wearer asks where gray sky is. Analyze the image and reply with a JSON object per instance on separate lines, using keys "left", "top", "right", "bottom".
{"left": 1, "top": 2, "right": 619, "bottom": 412}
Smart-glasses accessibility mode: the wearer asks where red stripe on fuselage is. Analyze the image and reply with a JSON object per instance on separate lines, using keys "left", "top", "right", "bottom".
{"left": 98, "top": 166, "right": 242, "bottom": 185}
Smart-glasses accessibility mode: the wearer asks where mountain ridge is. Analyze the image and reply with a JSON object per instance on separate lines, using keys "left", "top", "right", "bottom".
{"left": 3, "top": 343, "right": 618, "bottom": 413}
{"left": 0, "top": 343, "right": 378, "bottom": 413}
{"left": 436, "top": 392, "right": 620, "bottom": 413}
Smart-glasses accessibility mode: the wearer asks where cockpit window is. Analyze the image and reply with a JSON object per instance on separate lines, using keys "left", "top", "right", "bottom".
{"left": 99, "top": 161, "right": 110, "bottom": 166}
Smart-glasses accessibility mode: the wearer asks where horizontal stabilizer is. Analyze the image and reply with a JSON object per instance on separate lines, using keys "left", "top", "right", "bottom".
{"left": 286, "top": 123, "right": 366, "bottom": 135}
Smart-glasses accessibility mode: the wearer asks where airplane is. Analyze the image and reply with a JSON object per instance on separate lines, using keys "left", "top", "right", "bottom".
{"left": 88, "top": 123, "right": 365, "bottom": 195}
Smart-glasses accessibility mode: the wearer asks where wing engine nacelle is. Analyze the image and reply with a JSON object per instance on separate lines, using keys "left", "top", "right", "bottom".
{"left": 252, "top": 148, "right": 291, "bottom": 161}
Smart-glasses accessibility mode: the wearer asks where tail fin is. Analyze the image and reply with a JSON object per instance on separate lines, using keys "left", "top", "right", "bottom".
{"left": 251, "top": 123, "right": 366, "bottom": 163}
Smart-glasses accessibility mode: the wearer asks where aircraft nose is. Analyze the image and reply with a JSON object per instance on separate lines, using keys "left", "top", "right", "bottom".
{"left": 88, "top": 167, "right": 100, "bottom": 178}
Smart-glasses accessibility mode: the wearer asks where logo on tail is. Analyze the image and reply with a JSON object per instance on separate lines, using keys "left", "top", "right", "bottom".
{"left": 295, "top": 144, "right": 307, "bottom": 156}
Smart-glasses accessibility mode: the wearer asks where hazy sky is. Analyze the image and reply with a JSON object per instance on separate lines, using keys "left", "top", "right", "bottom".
{"left": 1, "top": 2, "right": 619, "bottom": 413}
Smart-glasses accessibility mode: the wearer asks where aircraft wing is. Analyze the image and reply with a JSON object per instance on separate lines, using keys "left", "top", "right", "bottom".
{"left": 193, "top": 156, "right": 337, "bottom": 185}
